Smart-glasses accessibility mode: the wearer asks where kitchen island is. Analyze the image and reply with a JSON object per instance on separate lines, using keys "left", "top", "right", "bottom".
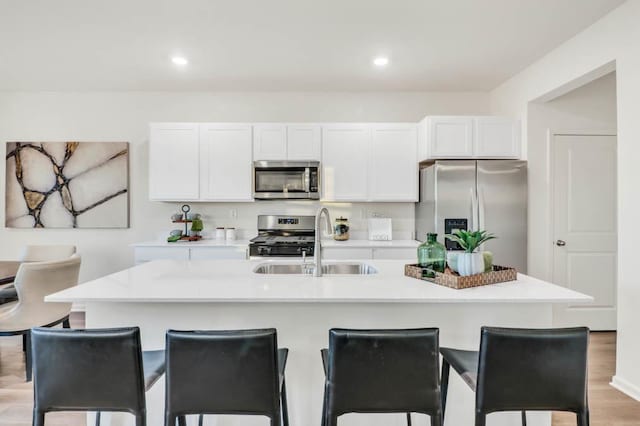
{"left": 47, "top": 259, "right": 592, "bottom": 426}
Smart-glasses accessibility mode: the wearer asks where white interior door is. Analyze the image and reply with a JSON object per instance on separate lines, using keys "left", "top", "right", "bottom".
{"left": 552, "top": 134, "right": 617, "bottom": 330}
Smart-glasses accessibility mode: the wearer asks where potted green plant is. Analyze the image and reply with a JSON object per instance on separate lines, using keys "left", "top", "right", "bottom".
{"left": 445, "top": 230, "right": 496, "bottom": 276}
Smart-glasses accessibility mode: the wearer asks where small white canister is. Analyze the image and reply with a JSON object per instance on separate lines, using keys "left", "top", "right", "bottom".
{"left": 215, "top": 227, "right": 225, "bottom": 241}
{"left": 225, "top": 227, "right": 236, "bottom": 241}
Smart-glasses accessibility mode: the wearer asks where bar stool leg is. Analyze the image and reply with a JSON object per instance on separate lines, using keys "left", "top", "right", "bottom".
{"left": 475, "top": 412, "right": 486, "bottom": 426}
{"left": 281, "top": 378, "right": 290, "bottom": 426}
{"left": 406, "top": 412, "right": 412, "bottom": 426}
{"left": 25, "top": 330, "right": 33, "bottom": 382}
{"left": 178, "top": 416, "right": 186, "bottom": 426}
{"left": 440, "top": 359, "right": 450, "bottom": 419}
{"left": 135, "top": 412, "right": 145, "bottom": 426}
{"left": 431, "top": 412, "right": 443, "bottom": 426}
{"left": 33, "top": 408, "right": 45, "bottom": 426}
{"left": 95, "top": 411, "right": 101, "bottom": 426}
{"left": 521, "top": 410, "right": 527, "bottom": 426}
{"left": 198, "top": 415, "right": 203, "bottom": 426}
{"left": 577, "top": 410, "right": 590, "bottom": 426}
{"left": 63, "top": 317, "right": 71, "bottom": 328}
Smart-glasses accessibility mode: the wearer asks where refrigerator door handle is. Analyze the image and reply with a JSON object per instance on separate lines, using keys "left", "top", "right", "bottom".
{"left": 478, "top": 186, "right": 485, "bottom": 230}
{"left": 469, "top": 187, "right": 478, "bottom": 231}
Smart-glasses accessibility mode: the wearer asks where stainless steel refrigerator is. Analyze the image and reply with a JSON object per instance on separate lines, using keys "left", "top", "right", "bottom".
{"left": 415, "top": 160, "right": 528, "bottom": 273}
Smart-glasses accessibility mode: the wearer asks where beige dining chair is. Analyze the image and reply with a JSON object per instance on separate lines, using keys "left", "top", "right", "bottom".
{"left": 0, "top": 245, "right": 77, "bottom": 303}
{"left": 0, "top": 255, "right": 81, "bottom": 381}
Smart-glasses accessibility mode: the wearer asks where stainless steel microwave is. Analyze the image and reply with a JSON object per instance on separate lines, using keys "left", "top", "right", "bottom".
{"left": 253, "top": 161, "right": 320, "bottom": 200}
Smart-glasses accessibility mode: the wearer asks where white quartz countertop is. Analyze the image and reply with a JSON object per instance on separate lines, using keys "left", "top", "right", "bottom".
{"left": 47, "top": 259, "right": 592, "bottom": 305}
{"left": 131, "top": 239, "right": 419, "bottom": 248}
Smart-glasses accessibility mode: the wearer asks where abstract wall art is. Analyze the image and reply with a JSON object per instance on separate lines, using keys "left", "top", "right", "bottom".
{"left": 5, "top": 142, "right": 129, "bottom": 228}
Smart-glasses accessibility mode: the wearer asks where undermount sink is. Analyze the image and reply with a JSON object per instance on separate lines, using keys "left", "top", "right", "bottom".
{"left": 253, "top": 262, "right": 378, "bottom": 275}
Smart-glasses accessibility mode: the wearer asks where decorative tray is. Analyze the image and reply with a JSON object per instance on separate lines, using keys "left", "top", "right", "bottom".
{"left": 404, "top": 264, "right": 517, "bottom": 289}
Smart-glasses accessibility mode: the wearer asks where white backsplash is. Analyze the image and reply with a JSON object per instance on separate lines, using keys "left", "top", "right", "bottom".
{"left": 157, "top": 201, "right": 415, "bottom": 241}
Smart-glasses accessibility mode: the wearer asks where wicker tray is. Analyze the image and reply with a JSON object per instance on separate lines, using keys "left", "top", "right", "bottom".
{"left": 404, "top": 264, "right": 517, "bottom": 289}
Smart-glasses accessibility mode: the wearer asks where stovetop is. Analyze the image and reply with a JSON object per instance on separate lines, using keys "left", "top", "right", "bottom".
{"left": 250, "top": 235, "right": 315, "bottom": 245}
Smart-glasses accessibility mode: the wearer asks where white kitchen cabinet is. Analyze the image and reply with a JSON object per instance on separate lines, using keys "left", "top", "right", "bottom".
{"left": 253, "top": 124, "right": 321, "bottom": 161}
{"left": 200, "top": 124, "right": 254, "bottom": 202}
{"left": 134, "top": 247, "right": 190, "bottom": 265}
{"left": 322, "top": 125, "right": 370, "bottom": 201}
{"left": 370, "top": 124, "right": 418, "bottom": 201}
{"left": 253, "top": 124, "right": 287, "bottom": 160}
{"left": 474, "top": 117, "right": 521, "bottom": 158}
{"left": 426, "top": 116, "right": 475, "bottom": 159}
{"left": 372, "top": 248, "right": 416, "bottom": 260}
{"left": 419, "top": 116, "right": 520, "bottom": 161}
{"left": 287, "top": 125, "right": 321, "bottom": 160}
{"left": 149, "top": 123, "right": 200, "bottom": 201}
{"left": 190, "top": 247, "right": 248, "bottom": 260}
{"left": 322, "top": 247, "right": 373, "bottom": 260}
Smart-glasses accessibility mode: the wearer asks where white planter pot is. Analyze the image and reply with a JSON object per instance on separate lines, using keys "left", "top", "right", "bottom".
{"left": 457, "top": 252, "right": 485, "bottom": 276}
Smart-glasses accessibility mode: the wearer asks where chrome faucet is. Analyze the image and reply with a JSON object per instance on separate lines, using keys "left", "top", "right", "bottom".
{"left": 313, "top": 207, "right": 332, "bottom": 277}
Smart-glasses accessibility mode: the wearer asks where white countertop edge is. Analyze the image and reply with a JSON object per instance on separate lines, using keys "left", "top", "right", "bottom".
{"left": 131, "top": 239, "right": 420, "bottom": 248}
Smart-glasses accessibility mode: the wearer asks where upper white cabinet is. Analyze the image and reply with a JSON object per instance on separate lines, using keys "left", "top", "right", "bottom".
{"left": 322, "top": 124, "right": 418, "bottom": 202}
{"left": 370, "top": 124, "right": 418, "bottom": 201}
{"left": 253, "top": 124, "right": 287, "bottom": 160}
{"left": 419, "top": 116, "right": 520, "bottom": 160}
{"left": 425, "top": 116, "right": 474, "bottom": 159}
{"left": 474, "top": 117, "right": 521, "bottom": 158}
{"left": 149, "top": 123, "right": 200, "bottom": 201}
{"left": 322, "top": 125, "right": 370, "bottom": 201}
{"left": 200, "top": 124, "right": 253, "bottom": 202}
{"left": 286, "top": 125, "right": 321, "bottom": 160}
{"left": 253, "top": 124, "right": 321, "bottom": 161}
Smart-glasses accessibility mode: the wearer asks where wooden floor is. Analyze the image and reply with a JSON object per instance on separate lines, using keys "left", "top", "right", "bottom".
{"left": 0, "top": 318, "right": 638, "bottom": 425}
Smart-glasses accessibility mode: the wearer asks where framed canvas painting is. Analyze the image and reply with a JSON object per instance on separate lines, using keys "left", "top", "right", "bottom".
{"left": 5, "top": 142, "right": 129, "bottom": 228}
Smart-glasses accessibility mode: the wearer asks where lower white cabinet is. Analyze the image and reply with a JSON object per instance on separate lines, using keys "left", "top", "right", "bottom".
{"left": 134, "top": 245, "right": 248, "bottom": 265}
{"left": 322, "top": 246, "right": 417, "bottom": 260}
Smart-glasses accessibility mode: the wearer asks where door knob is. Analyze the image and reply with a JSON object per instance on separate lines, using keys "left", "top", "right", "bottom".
{"left": 555, "top": 240, "right": 566, "bottom": 247}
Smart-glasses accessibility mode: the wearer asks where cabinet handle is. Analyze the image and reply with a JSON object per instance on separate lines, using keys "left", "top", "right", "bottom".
{"left": 555, "top": 240, "right": 566, "bottom": 247}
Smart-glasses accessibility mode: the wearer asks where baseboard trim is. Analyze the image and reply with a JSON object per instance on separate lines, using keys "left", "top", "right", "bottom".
{"left": 611, "top": 375, "right": 640, "bottom": 401}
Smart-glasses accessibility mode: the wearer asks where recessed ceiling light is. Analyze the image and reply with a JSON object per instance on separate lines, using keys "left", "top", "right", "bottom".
{"left": 171, "top": 56, "right": 188, "bottom": 66}
{"left": 373, "top": 56, "right": 389, "bottom": 67}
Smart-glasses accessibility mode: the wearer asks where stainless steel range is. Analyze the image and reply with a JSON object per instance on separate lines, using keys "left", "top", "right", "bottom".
{"left": 249, "top": 215, "right": 316, "bottom": 257}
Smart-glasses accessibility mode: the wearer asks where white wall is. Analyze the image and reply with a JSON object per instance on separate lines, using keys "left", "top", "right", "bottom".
{"left": 527, "top": 72, "right": 617, "bottom": 281}
{"left": 489, "top": 0, "right": 640, "bottom": 400}
{"left": 0, "top": 90, "right": 489, "bottom": 282}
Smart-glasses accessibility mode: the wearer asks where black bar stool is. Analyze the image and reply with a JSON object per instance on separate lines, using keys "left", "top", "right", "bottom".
{"left": 31, "top": 327, "right": 165, "bottom": 426}
{"left": 164, "top": 328, "right": 289, "bottom": 426}
{"left": 440, "top": 327, "right": 589, "bottom": 426}
{"left": 320, "top": 328, "right": 442, "bottom": 426}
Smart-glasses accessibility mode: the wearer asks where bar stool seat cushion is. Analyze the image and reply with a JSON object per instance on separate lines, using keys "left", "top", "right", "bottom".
{"left": 439, "top": 348, "right": 478, "bottom": 390}
{"left": 142, "top": 350, "right": 166, "bottom": 391}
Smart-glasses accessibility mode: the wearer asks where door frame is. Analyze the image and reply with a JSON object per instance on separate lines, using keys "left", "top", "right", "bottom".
{"left": 547, "top": 130, "right": 617, "bottom": 327}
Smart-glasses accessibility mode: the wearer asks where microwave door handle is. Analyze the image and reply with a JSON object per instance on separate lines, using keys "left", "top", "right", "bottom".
{"left": 305, "top": 168, "right": 311, "bottom": 192}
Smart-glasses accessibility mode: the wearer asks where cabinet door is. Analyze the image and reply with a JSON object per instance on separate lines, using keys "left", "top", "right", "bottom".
{"left": 373, "top": 248, "right": 416, "bottom": 260}
{"left": 370, "top": 124, "right": 418, "bottom": 201}
{"left": 200, "top": 124, "right": 253, "bottom": 201}
{"left": 322, "top": 125, "right": 370, "bottom": 201}
{"left": 474, "top": 117, "right": 521, "bottom": 158}
{"left": 322, "top": 247, "right": 372, "bottom": 260}
{"left": 149, "top": 123, "right": 200, "bottom": 200}
{"left": 287, "top": 125, "right": 321, "bottom": 160}
{"left": 190, "top": 247, "right": 248, "bottom": 260}
{"left": 428, "top": 117, "right": 474, "bottom": 158}
{"left": 253, "top": 124, "right": 287, "bottom": 160}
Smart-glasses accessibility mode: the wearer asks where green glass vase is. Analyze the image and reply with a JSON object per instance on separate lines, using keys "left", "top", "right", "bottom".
{"left": 417, "top": 233, "right": 447, "bottom": 277}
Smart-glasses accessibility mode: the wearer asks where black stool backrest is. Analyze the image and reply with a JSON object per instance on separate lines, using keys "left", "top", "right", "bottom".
{"left": 31, "top": 327, "right": 146, "bottom": 415}
{"left": 326, "top": 328, "right": 441, "bottom": 417}
{"left": 165, "top": 329, "right": 280, "bottom": 419}
{"left": 476, "top": 327, "right": 589, "bottom": 414}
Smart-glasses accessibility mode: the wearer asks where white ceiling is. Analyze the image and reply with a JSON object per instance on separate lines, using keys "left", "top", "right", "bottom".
{"left": 0, "top": 0, "right": 625, "bottom": 91}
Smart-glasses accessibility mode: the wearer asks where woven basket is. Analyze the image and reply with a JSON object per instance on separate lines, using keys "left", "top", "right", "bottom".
{"left": 404, "top": 264, "right": 517, "bottom": 289}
